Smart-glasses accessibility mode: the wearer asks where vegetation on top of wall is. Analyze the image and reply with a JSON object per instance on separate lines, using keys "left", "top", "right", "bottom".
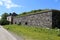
{"left": 9, "top": 9, "right": 59, "bottom": 18}
{"left": 18, "top": 9, "right": 51, "bottom": 17}
{"left": 17, "top": 9, "right": 60, "bottom": 17}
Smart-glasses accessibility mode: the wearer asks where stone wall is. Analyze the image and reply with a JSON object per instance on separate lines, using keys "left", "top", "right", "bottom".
{"left": 13, "top": 11, "right": 52, "bottom": 28}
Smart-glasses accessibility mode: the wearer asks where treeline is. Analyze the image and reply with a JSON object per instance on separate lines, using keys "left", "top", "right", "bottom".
{"left": 0, "top": 12, "right": 17, "bottom": 25}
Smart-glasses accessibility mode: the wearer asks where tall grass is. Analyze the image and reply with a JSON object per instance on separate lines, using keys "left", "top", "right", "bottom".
{"left": 4, "top": 25, "right": 60, "bottom": 40}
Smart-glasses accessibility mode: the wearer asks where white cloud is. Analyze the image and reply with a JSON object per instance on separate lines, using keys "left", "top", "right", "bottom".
{"left": 0, "top": 1, "right": 3, "bottom": 5}
{"left": 0, "top": 0, "right": 22, "bottom": 9}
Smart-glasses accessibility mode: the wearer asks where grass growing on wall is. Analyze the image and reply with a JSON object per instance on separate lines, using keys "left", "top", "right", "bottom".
{"left": 4, "top": 25, "right": 60, "bottom": 40}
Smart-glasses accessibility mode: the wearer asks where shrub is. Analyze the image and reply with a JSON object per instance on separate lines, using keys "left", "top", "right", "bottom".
{"left": 0, "top": 19, "right": 10, "bottom": 25}
{"left": 58, "top": 33, "right": 60, "bottom": 37}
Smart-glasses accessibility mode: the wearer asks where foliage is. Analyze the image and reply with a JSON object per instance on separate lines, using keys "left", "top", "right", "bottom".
{"left": 58, "top": 34, "right": 60, "bottom": 37}
{"left": 0, "top": 13, "right": 9, "bottom": 25}
{"left": 1, "top": 13, "right": 9, "bottom": 19}
{"left": 18, "top": 9, "right": 52, "bottom": 17}
{"left": 0, "top": 19, "right": 10, "bottom": 25}
{"left": 4, "top": 25, "right": 60, "bottom": 40}
{"left": 18, "top": 9, "right": 42, "bottom": 16}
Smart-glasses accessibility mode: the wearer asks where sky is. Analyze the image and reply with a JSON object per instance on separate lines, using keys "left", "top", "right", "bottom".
{"left": 0, "top": 0, "right": 60, "bottom": 16}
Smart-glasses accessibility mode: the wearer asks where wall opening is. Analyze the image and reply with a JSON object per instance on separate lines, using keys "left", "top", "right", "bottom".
{"left": 7, "top": 18, "right": 9, "bottom": 20}
{"left": 15, "top": 22, "right": 16, "bottom": 24}
{"left": 48, "top": 19, "right": 49, "bottom": 21}
{"left": 25, "top": 22, "right": 28, "bottom": 25}
{"left": 18, "top": 22, "right": 21, "bottom": 25}
{"left": 19, "top": 22, "right": 21, "bottom": 24}
{"left": 19, "top": 22, "right": 21, "bottom": 25}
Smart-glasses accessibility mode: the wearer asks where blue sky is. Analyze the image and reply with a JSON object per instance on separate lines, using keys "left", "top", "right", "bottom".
{"left": 0, "top": 0, "right": 60, "bottom": 16}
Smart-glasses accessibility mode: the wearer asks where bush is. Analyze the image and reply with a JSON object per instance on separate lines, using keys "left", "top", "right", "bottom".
{"left": 58, "top": 33, "right": 60, "bottom": 37}
{"left": 0, "top": 19, "right": 10, "bottom": 25}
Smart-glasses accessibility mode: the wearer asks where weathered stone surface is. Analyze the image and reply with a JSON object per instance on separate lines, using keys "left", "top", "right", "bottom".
{"left": 13, "top": 11, "right": 52, "bottom": 28}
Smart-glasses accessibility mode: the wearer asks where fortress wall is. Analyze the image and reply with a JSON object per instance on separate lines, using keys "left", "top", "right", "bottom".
{"left": 13, "top": 11, "right": 52, "bottom": 28}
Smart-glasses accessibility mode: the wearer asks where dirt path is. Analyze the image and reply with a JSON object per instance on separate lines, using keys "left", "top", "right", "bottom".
{"left": 0, "top": 26, "right": 24, "bottom": 40}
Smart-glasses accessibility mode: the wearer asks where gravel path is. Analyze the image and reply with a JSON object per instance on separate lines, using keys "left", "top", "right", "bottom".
{"left": 0, "top": 26, "right": 24, "bottom": 40}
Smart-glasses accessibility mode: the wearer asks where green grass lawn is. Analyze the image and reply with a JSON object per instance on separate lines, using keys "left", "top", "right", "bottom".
{"left": 4, "top": 25, "right": 60, "bottom": 40}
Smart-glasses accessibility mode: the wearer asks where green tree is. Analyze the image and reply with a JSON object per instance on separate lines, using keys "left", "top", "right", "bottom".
{"left": 0, "top": 13, "right": 9, "bottom": 25}
{"left": 1, "top": 13, "right": 9, "bottom": 20}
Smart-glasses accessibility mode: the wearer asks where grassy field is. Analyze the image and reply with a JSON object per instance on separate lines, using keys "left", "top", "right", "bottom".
{"left": 4, "top": 25, "right": 60, "bottom": 40}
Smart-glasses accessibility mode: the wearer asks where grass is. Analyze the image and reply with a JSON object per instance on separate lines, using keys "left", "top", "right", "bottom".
{"left": 18, "top": 10, "right": 50, "bottom": 17}
{"left": 4, "top": 25, "right": 60, "bottom": 40}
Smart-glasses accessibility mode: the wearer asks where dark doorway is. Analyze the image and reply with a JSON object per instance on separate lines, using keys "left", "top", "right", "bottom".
{"left": 25, "top": 22, "right": 28, "bottom": 25}
{"left": 19, "top": 22, "right": 21, "bottom": 25}
{"left": 15, "top": 22, "right": 16, "bottom": 24}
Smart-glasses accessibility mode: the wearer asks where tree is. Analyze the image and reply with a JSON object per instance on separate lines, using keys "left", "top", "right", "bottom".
{"left": 12, "top": 12, "right": 17, "bottom": 16}
{"left": 0, "top": 13, "right": 9, "bottom": 25}
{"left": 0, "top": 19, "right": 10, "bottom": 25}
{"left": 1, "top": 13, "right": 9, "bottom": 20}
